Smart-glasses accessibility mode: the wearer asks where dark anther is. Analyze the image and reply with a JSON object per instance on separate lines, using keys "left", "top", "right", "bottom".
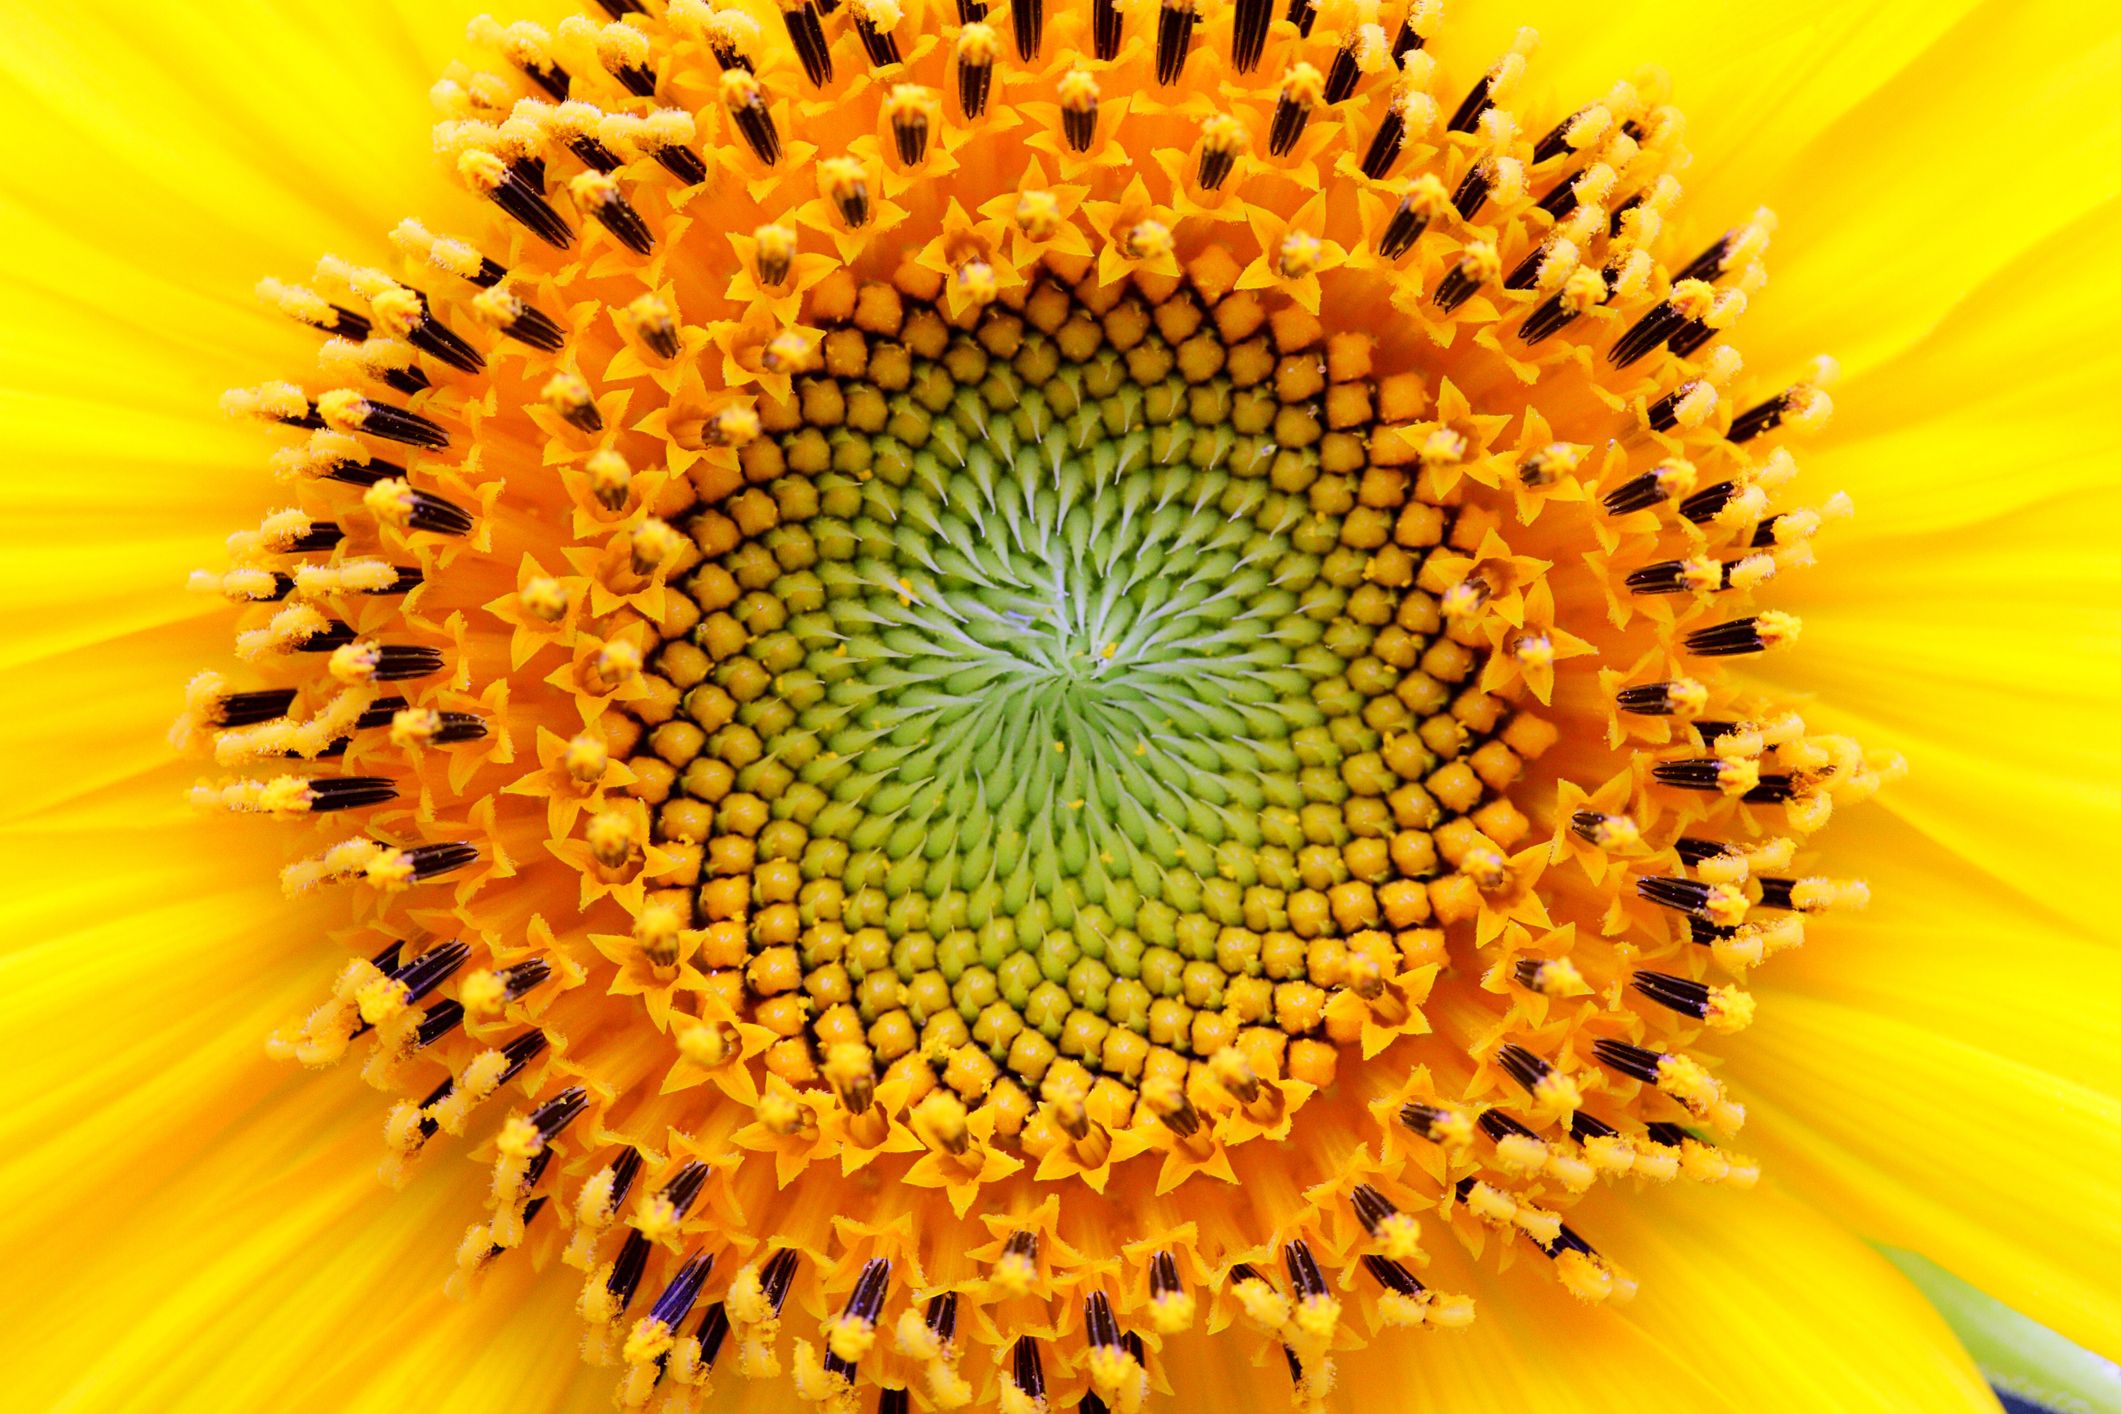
{"left": 608, "top": 1231, "right": 652, "bottom": 1311}
{"left": 1094, "top": 0, "right": 1123, "bottom": 58}
{"left": 1198, "top": 142, "right": 1236, "bottom": 191}
{"left": 1569, "top": 1111, "right": 1619, "bottom": 1143}
{"left": 1150, "top": 1250, "right": 1182, "bottom": 1302}
{"left": 1685, "top": 616, "right": 1779, "bottom": 657}
{"left": 1268, "top": 91, "right": 1311, "bottom": 157}
{"left": 891, "top": 107, "right": 929, "bottom": 165}
{"left": 1591, "top": 1036, "right": 1666, "bottom": 1084}
{"left": 413, "top": 1000, "right": 463, "bottom": 1048}
{"left": 529, "top": 1086, "right": 590, "bottom": 1142}
{"left": 1479, "top": 1110, "right": 1537, "bottom": 1143}
{"left": 400, "top": 487, "right": 476, "bottom": 536}
{"left": 878, "top": 1390, "right": 910, "bottom": 1414}
{"left": 653, "top": 142, "right": 710, "bottom": 186}
{"left": 404, "top": 840, "right": 480, "bottom": 882}
{"left": 1543, "top": 1223, "right": 1597, "bottom": 1260}
{"left": 606, "top": 1147, "right": 645, "bottom": 1210}
{"left": 1360, "top": 107, "right": 1406, "bottom": 180}
{"left": 1398, "top": 1101, "right": 1451, "bottom": 1139}
{"left": 317, "top": 454, "right": 400, "bottom": 488}
{"left": 1645, "top": 379, "right": 1703, "bottom": 433}
{"left": 658, "top": 1160, "right": 711, "bottom": 1220}
{"left": 1284, "top": 0, "right": 1316, "bottom": 37}
{"left": 522, "top": 61, "right": 570, "bottom": 101}
{"left": 501, "top": 303, "right": 565, "bottom": 353}
{"left": 295, "top": 621, "right": 357, "bottom": 654}
{"left": 487, "top": 957, "right": 549, "bottom": 1003}
{"left": 696, "top": 1303, "right": 732, "bottom": 1367}
{"left": 1375, "top": 189, "right": 1431, "bottom": 259}
{"left": 853, "top": 11, "right": 902, "bottom": 68}
{"left": 1496, "top": 1042, "right": 1559, "bottom": 1098}
{"left": 1084, "top": 1290, "right": 1120, "bottom": 1348}
{"left": 350, "top": 939, "right": 467, "bottom": 1036}
{"left": 759, "top": 1248, "right": 801, "bottom": 1315}
{"left": 1518, "top": 293, "right": 1581, "bottom": 345}
{"left": 823, "top": 1259, "right": 891, "bottom": 1376}
{"left": 485, "top": 168, "right": 576, "bottom": 249}
{"left": 1756, "top": 877, "right": 1797, "bottom": 910}
{"left": 728, "top": 84, "right": 782, "bottom": 165}
{"left": 1155, "top": 0, "right": 1197, "bottom": 85}
{"left": 1643, "top": 1121, "right": 1695, "bottom": 1149}
{"left": 1625, "top": 558, "right": 1714, "bottom": 595}
{"left": 957, "top": 47, "right": 991, "bottom": 118}
{"left": 353, "top": 400, "right": 450, "bottom": 449}
{"left": 1633, "top": 970, "right": 1712, "bottom": 1019}
{"left": 1675, "top": 233, "right": 1734, "bottom": 284}
{"left": 1728, "top": 391, "right": 1794, "bottom": 444}
{"left": 1535, "top": 166, "right": 1589, "bottom": 220}
{"left": 1679, "top": 480, "right": 1738, "bottom": 523}
{"left": 1636, "top": 875, "right": 1721, "bottom": 919}
{"left": 1451, "top": 163, "right": 1492, "bottom": 219}
{"left": 1013, "top": 0, "right": 1043, "bottom": 59}
{"left": 612, "top": 60, "right": 657, "bottom": 98}
{"left": 1608, "top": 300, "right": 1685, "bottom": 367}
{"left": 648, "top": 1253, "right": 715, "bottom": 1332}
{"left": 1447, "top": 74, "right": 1493, "bottom": 132}
{"left": 1350, "top": 1183, "right": 1399, "bottom": 1234}
{"left": 1362, "top": 1254, "right": 1425, "bottom": 1295}
{"left": 1063, "top": 101, "right": 1097, "bottom": 153}
{"left": 282, "top": 523, "right": 343, "bottom": 555}
{"left": 1011, "top": 1337, "right": 1045, "bottom": 1402}
{"left": 1672, "top": 837, "right": 1730, "bottom": 867}
{"left": 214, "top": 688, "right": 298, "bottom": 727}
{"left": 568, "top": 135, "right": 623, "bottom": 173}
{"left": 1650, "top": 759, "right": 1730, "bottom": 792}
{"left": 830, "top": 175, "right": 871, "bottom": 228}
{"left": 1433, "top": 256, "right": 1487, "bottom": 313}
{"left": 955, "top": 0, "right": 986, "bottom": 18}
{"left": 1503, "top": 243, "right": 1550, "bottom": 292}
{"left": 374, "top": 364, "right": 429, "bottom": 397}
{"left": 270, "top": 400, "right": 324, "bottom": 431}
{"left": 782, "top": 1, "right": 834, "bottom": 86}
{"left": 302, "top": 774, "right": 397, "bottom": 812}
{"left": 509, "top": 155, "right": 547, "bottom": 194}
{"left": 1155, "top": 1087, "right": 1200, "bottom": 1136}
{"left": 583, "top": 183, "right": 654, "bottom": 256}
{"left": 594, "top": 0, "right": 645, "bottom": 15}
{"left": 1602, "top": 474, "right": 1674, "bottom": 516}
{"left": 1283, "top": 1240, "right": 1327, "bottom": 1300}
{"left": 1532, "top": 107, "right": 1586, "bottom": 164}
{"left": 1231, "top": 0, "right": 1270, "bottom": 71}
{"left": 1668, "top": 314, "right": 1718, "bottom": 359}
{"left": 1606, "top": 190, "right": 1644, "bottom": 238}
{"left": 495, "top": 1028, "right": 548, "bottom": 1082}
{"left": 925, "top": 1290, "right": 959, "bottom": 1342}
{"left": 1323, "top": 43, "right": 1361, "bottom": 103}
{"left": 521, "top": 1147, "right": 555, "bottom": 1194}
{"left": 368, "top": 644, "right": 447, "bottom": 682}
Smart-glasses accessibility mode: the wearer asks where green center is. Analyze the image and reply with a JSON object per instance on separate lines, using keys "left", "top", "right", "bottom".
{"left": 657, "top": 277, "right": 1475, "bottom": 1067}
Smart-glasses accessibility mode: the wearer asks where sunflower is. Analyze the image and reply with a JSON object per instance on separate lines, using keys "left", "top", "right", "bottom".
{"left": 5, "top": 0, "right": 2119, "bottom": 1411}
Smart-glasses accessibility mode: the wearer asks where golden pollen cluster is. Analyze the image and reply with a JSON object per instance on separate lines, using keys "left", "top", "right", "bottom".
{"left": 176, "top": 0, "right": 1905, "bottom": 1408}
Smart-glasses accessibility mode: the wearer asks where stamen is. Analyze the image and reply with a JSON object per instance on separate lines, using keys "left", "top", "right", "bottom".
{"left": 1060, "top": 69, "right": 1100, "bottom": 153}
{"left": 777, "top": 0, "right": 834, "bottom": 87}
{"left": 956, "top": 24, "right": 995, "bottom": 118}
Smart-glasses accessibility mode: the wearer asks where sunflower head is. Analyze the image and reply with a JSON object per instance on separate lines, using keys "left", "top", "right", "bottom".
{"left": 179, "top": 0, "right": 1906, "bottom": 1407}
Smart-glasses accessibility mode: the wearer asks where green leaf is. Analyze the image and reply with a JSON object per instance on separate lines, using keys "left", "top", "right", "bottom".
{"left": 1885, "top": 1247, "right": 2121, "bottom": 1414}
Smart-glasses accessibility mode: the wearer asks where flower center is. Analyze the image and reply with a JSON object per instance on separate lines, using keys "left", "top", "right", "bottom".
{"left": 642, "top": 269, "right": 1483, "bottom": 1093}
